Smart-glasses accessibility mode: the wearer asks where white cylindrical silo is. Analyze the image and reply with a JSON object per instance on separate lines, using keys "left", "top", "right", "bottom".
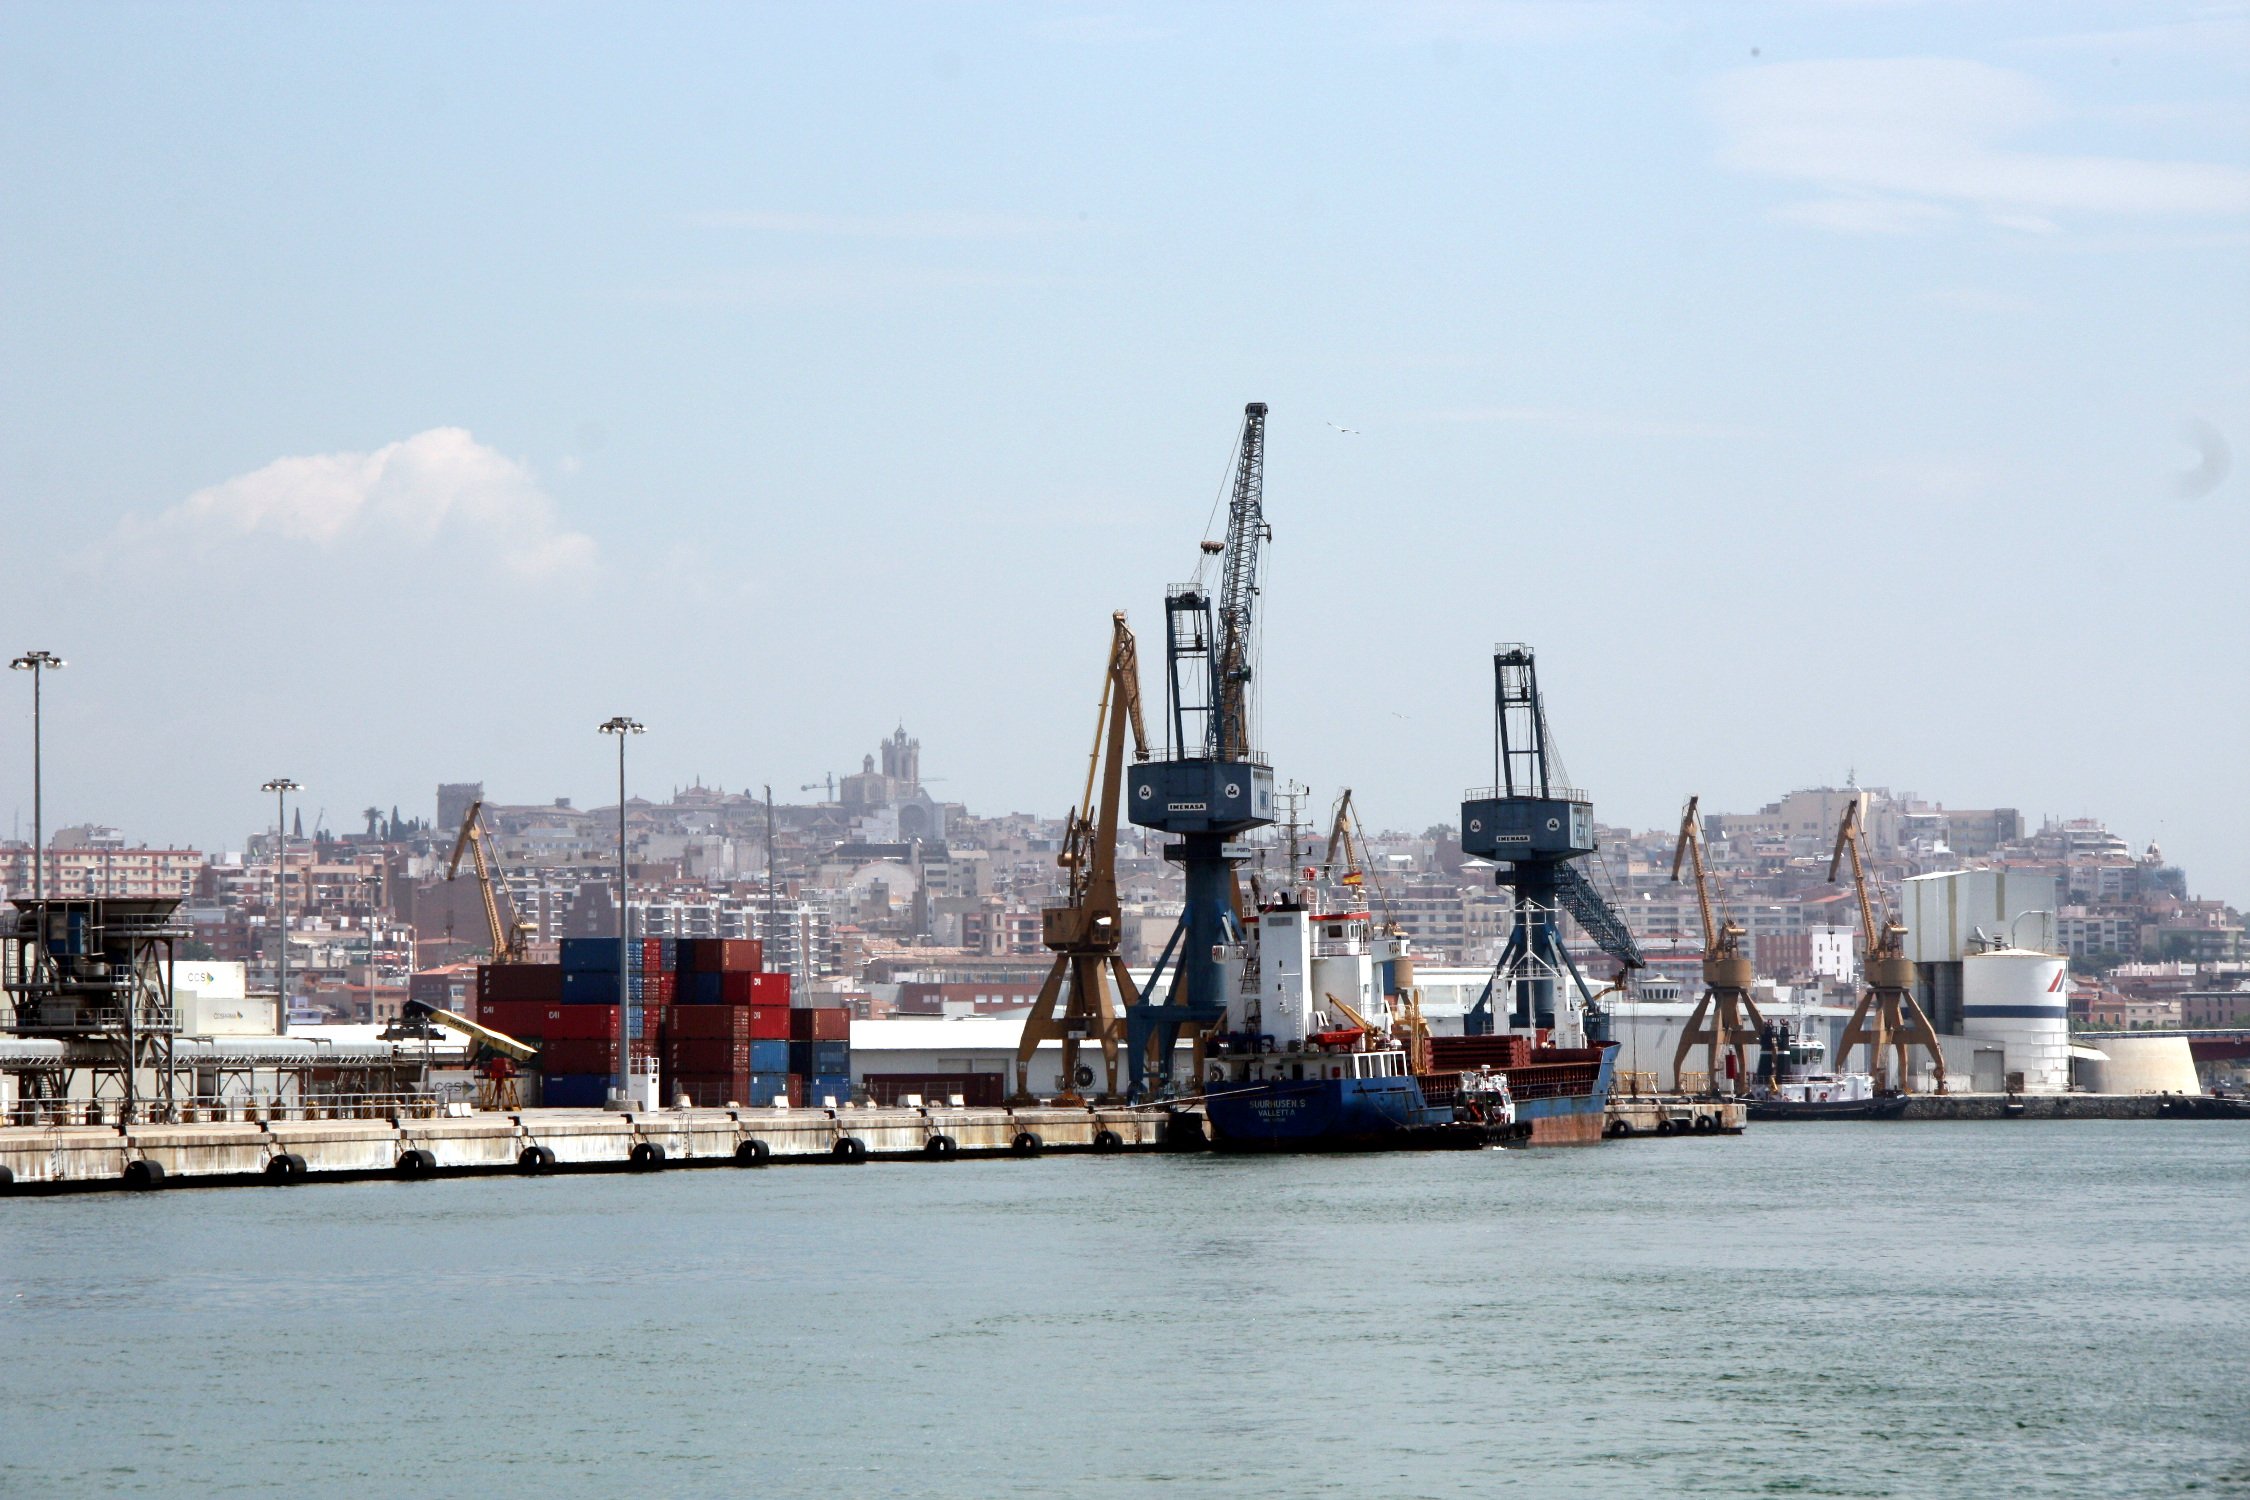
{"left": 1961, "top": 948, "right": 2071, "bottom": 1092}
{"left": 2085, "top": 1035, "right": 2201, "bottom": 1095}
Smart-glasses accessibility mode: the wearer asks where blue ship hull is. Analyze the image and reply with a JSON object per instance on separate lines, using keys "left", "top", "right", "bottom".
{"left": 1204, "top": 1044, "right": 1618, "bottom": 1150}
{"left": 1203, "top": 1075, "right": 1497, "bottom": 1152}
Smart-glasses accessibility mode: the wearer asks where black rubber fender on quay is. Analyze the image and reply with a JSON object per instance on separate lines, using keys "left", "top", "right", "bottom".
{"left": 1092, "top": 1128, "right": 1124, "bottom": 1153}
{"left": 517, "top": 1145, "right": 556, "bottom": 1174}
{"left": 629, "top": 1141, "right": 667, "bottom": 1170}
{"left": 263, "top": 1152, "right": 308, "bottom": 1182}
{"left": 1010, "top": 1131, "right": 1043, "bottom": 1157}
{"left": 733, "top": 1138, "right": 771, "bottom": 1166}
{"left": 923, "top": 1134, "right": 958, "bottom": 1159}
{"left": 123, "top": 1158, "right": 166, "bottom": 1190}
{"left": 831, "top": 1136, "right": 868, "bottom": 1163}
{"left": 395, "top": 1148, "right": 438, "bottom": 1177}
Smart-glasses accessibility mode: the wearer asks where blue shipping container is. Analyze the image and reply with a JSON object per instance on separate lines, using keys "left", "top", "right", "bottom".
{"left": 541, "top": 1073, "right": 610, "bottom": 1108}
{"left": 746, "top": 1072, "right": 794, "bottom": 1107}
{"left": 749, "top": 1038, "right": 790, "bottom": 1074}
{"left": 560, "top": 937, "right": 643, "bottom": 974}
{"left": 562, "top": 971, "right": 641, "bottom": 1005}
{"left": 806, "top": 1074, "right": 853, "bottom": 1105}
{"left": 678, "top": 971, "right": 724, "bottom": 1005}
{"left": 790, "top": 1040, "right": 850, "bottom": 1076}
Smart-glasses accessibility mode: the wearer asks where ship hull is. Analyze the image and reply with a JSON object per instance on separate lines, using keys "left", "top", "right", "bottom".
{"left": 1420, "top": 1043, "right": 1617, "bottom": 1147}
{"left": 1509, "top": 1044, "right": 1618, "bottom": 1145}
{"left": 1203, "top": 1075, "right": 1504, "bottom": 1151}
{"left": 1746, "top": 1095, "right": 1910, "bottom": 1122}
{"left": 1204, "top": 1045, "right": 1616, "bottom": 1151}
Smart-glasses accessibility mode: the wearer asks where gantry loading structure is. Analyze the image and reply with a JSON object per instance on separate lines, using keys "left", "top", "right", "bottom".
{"left": 1830, "top": 798, "right": 1948, "bottom": 1094}
{"left": 1012, "top": 613, "right": 1148, "bottom": 1104}
{"left": 1125, "top": 402, "right": 1277, "bottom": 1098}
{"left": 1671, "top": 794, "right": 1765, "bottom": 1092}
{"left": 1460, "top": 645, "right": 1641, "bottom": 1044}
{"left": 1, "top": 897, "right": 186, "bottom": 1123}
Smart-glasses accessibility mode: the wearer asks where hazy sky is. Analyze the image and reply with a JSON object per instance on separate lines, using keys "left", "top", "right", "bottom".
{"left": 2, "top": 3, "right": 2245, "bottom": 897}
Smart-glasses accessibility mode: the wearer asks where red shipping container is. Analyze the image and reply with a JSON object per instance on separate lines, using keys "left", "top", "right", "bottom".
{"left": 544, "top": 1037, "right": 626, "bottom": 1074}
{"left": 746, "top": 1002, "right": 791, "bottom": 1039}
{"left": 719, "top": 971, "right": 757, "bottom": 1004}
{"left": 665, "top": 1036, "right": 752, "bottom": 1074}
{"left": 695, "top": 939, "right": 760, "bottom": 972}
{"left": 479, "top": 1000, "right": 562, "bottom": 1040}
{"left": 542, "top": 1004, "right": 626, "bottom": 1041}
{"left": 544, "top": 1037, "right": 653, "bottom": 1073}
{"left": 644, "top": 973, "right": 676, "bottom": 1003}
{"left": 670, "top": 1005, "right": 751, "bottom": 1040}
{"left": 790, "top": 1005, "right": 850, "bottom": 1041}
{"left": 481, "top": 963, "right": 566, "bottom": 1002}
{"left": 752, "top": 972, "right": 792, "bottom": 1006}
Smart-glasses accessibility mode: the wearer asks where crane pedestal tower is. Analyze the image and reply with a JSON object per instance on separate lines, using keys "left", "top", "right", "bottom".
{"left": 1460, "top": 645, "right": 1641, "bottom": 1046}
{"left": 1125, "top": 403, "right": 1276, "bottom": 1099}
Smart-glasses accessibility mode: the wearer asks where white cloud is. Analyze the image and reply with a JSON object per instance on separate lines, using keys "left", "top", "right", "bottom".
{"left": 131, "top": 428, "right": 594, "bottom": 580}
{"left": 1708, "top": 58, "right": 2250, "bottom": 233}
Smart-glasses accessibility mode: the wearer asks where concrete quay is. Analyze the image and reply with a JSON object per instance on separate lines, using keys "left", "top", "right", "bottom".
{"left": 1605, "top": 1096, "right": 1746, "bottom": 1138}
{"left": 0, "top": 1103, "right": 1182, "bottom": 1193}
{"left": 1897, "top": 1092, "right": 2218, "bottom": 1121}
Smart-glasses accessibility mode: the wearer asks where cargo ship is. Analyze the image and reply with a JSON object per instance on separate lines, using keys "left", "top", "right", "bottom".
{"left": 1196, "top": 881, "right": 1613, "bottom": 1150}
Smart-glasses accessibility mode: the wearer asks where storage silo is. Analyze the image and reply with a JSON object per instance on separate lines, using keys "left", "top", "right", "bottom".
{"left": 1960, "top": 948, "right": 2071, "bottom": 1092}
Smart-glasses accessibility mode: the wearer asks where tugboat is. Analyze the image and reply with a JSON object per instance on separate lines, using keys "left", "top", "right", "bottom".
{"left": 1745, "top": 1020, "right": 1907, "bottom": 1121}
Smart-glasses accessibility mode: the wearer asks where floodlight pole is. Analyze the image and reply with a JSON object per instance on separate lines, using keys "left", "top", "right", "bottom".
{"left": 599, "top": 717, "right": 645, "bottom": 1104}
{"left": 263, "top": 778, "right": 302, "bottom": 1030}
{"left": 10, "top": 651, "right": 64, "bottom": 907}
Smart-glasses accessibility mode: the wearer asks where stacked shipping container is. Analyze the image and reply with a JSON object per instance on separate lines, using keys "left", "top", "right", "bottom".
{"left": 476, "top": 935, "right": 849, "bottom": 1109}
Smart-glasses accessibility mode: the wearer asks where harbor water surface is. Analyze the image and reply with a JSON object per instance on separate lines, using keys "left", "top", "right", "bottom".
{"left": 4, "top": 1122, "right": 2245, "bottom": 1498}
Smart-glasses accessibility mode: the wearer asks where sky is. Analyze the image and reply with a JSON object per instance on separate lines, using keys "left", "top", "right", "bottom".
{"left": 0, "top": 2, "right": 2245, "bottom": 897}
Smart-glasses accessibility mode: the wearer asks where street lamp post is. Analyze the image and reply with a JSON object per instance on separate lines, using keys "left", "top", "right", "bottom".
{"left": 263, "top": 778, "right": 302, "bottom": 1032}
{"left": 361, "top": 872, "right": 384, "bottom": 1000}
{"left": 599, "top": 717, "right": 644, "bottom": 1106}
{"left": 10, "top": 651, "right": 65, "bottom": 906}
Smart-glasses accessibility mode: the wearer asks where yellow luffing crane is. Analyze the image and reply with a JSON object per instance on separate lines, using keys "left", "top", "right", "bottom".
{"left": 1670, "top": 795, "right": 1765, "bottom": 1094}
{"left": 447, "top": 799, "right": 533, "bottom": 964}
{"left": 1830, "top": 797, "right": 1948, "bottom": 1094}
{"left": 1012, "top": 613, "right": 1149, "bottom": 1104}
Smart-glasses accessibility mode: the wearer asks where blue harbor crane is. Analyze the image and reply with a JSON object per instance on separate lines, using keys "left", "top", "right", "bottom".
{"left": 1124, "top": 402, "right": 1277, "bottom": 1098}
{"left": 1460, "top": 645, "right": 1642, "bottom": 1044}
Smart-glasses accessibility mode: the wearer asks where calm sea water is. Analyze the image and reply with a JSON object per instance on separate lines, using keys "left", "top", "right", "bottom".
{"left": 3, "top": 1122, "right": 2246, "bottom": 1499}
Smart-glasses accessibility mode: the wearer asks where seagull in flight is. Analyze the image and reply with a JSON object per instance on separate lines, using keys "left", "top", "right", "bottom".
{"left": 1327, "top": 420, "right": 1361, "bottom": 435}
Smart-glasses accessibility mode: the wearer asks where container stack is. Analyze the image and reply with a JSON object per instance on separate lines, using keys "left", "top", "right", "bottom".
{"left": 478, "top": 935, "right": 850, "bottom": 1108}
{"left": 664, "top": 938, "right": 787, "bottom": 1106}
{"left": 791, "top": 1001, "right": 851, "bottom": 1106}
{"left": 476, "top": 937, "right": 659, "bottom": 1107}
